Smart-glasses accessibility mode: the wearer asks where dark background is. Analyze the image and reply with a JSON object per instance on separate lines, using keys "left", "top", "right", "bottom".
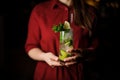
{"left": 0, "top": 0, "right": 120, "bottom": 80}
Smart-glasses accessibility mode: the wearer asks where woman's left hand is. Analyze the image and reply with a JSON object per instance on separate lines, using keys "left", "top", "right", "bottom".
{"left": 63, "top": 49, "right": 83, "bottom": 66}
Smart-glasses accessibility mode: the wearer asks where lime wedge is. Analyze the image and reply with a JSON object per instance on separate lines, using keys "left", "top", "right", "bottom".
{"left": 64, "top": 21, "right": 71, "bottom": 29}
{"left": 60, "top": 50, "right": 68, "bottom": 57}
{"left": 59, "top": 50, "right": 70, "bottom": 61}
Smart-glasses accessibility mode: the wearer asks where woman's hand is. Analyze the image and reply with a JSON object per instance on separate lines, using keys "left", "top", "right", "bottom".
{"left": 63, "top": 49, "right": 83, "bottom": 66}
{"left": 43, "top": 52, "right": 62, "bottom": 67}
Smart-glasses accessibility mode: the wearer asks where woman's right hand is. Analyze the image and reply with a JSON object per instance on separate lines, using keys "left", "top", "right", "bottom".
{"left": 43, "top": 52, "right": 62, "bottom": 67}
{"left": 28, "top": 48, "right": 62, "bottom": 67}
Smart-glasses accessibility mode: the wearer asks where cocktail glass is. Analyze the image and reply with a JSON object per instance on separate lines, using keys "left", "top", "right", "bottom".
{"left": 59, "top": 30, "right": 73, "bottom": 62}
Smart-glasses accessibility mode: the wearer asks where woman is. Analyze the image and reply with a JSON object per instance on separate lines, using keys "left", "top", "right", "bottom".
{"left": 25, "top": 0, "right": 99, "bottom": 80}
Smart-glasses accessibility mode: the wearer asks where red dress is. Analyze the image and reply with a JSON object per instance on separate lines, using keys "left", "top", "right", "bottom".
{"left": 25, "top": 0, "right": 99, "bottom": 80}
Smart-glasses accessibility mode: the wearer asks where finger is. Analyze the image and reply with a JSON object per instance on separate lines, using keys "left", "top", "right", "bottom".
{"left": 48, "top": 59, "right": 62, "bottom": 66}
{"left": 64, "top": 56, "right": 77, "bottom": 62}
{"left": 72, "top": 48, "right": 82, "bottom": 53}
{"left": 65, "top": 61, "right": 76, "bottom": 66}
{"left": 47, "top": 59, "right": 54, "bottom": 68}
{"left": 51, "top": 61, "right": 62, "bottom": 66}
{"left": 66, "top": 47, "right": 73, "bottom": 52}
{"left": 51, "top": 65, "right": 54, "bottom": 68}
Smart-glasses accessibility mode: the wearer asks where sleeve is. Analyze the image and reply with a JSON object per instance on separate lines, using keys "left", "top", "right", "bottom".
{"left": 87, "top": 17, "right": 99, "bottom": 52}
{"left": 83, "top": 16, "right": 100, "bottom": 61}
{"left": 25, "top": 7, "right": 41, "bottom": 53}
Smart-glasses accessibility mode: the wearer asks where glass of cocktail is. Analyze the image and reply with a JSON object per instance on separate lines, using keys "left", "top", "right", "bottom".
{"left": 59, "top": 29, "right": 73, "bottom": 62}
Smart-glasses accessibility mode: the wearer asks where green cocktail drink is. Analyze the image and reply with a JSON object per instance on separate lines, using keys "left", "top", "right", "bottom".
{"left": 59, "top": 30, "right": 73, "bottom": 61}
{"left": 52, "top": 21, "right": 73, "bottom": 61}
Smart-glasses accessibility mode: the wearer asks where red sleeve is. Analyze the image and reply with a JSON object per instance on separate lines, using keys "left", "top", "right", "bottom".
{"left": 25, "top": 7, "right": 41, "bottom": 53}
{"left": 86, "top": 6, "right": 99, "bottom": 52}
{"left": 86, "top": 16, "right": 99, "bottom": 54}
{"left": 88, "top": 21, "right": 99, "bottom": 51}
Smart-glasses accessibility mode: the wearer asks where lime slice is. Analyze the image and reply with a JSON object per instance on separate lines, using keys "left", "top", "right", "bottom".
{"left": 59, "top": 50, "right": 70, "bottom": 61}
{"left": 64, "top": 21, "right": 71, "bottom": 29}
{"left": 65, "top": 41, "right": 70, "bottom": 46}
{"left": 60, "top": 50, "right": 68, "bottom": 57}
